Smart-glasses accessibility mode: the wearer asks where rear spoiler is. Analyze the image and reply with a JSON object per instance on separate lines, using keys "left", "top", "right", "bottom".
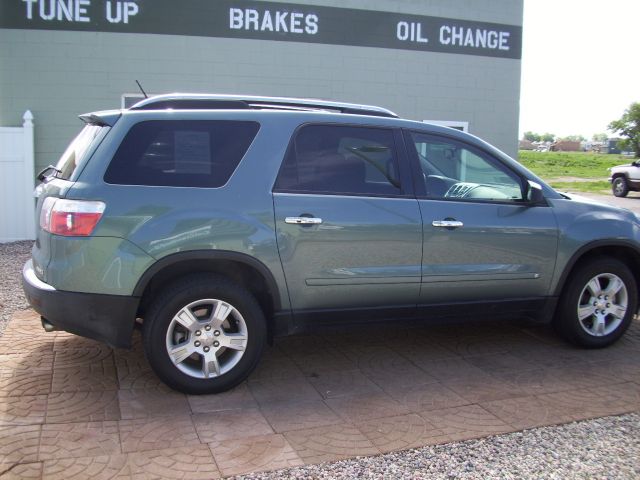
{"left": 79, "top": 110, "right": 121, "bottom": 127}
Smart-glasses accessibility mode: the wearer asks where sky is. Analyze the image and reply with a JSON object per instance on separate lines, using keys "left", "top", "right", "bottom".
{"left": 519, "top": 0, "right": 640, "bottom": 139}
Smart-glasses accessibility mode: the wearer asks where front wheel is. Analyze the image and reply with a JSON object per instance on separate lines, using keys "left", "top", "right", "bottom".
{"left": 142, "top": 275, "right": 266, "bottom": 394}
{"left": 554, "top": 257, "right": 637, "bottom": 348}
{"left": 612, "top": 176, "right": 629, "bottom": 197}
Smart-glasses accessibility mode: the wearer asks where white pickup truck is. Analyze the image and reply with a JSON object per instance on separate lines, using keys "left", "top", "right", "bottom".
{"left": 610, "top": 161, "right": 640, "bottom": 197}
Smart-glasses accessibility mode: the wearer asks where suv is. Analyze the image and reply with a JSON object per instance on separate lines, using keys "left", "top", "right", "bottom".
{"left": 23, "top": 94, "right": 640, "bottom": 394}
{"left": 609, "top": 161, "right": 640, "bottom": 197}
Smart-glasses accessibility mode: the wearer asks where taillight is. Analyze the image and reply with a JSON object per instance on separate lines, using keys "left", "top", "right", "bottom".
{"left": 40, "top": 198, "right": 105, "bottom": 236}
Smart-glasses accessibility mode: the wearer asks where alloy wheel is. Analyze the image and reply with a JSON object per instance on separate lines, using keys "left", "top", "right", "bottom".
{"left": 165, "top": 298, "right": 248, "bottom": 378}
{"left": 576, "top": 273, "right": 628, "bottom": 337}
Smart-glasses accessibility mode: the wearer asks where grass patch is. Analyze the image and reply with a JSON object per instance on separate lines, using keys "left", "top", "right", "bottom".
{"left": 516, "top": 151, "right": 630, "bottom": 193}
{"left": 548, "top": 181, "right": 611, "bottom": 194}
{"left": 517, "top": 151, "right": 628, "bottom": 179}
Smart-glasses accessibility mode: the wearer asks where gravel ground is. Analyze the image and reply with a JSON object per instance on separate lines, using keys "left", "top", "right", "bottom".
{"left": 236, "top": 413, "right": 640, "bottom": 480}
{"left": 0, "top": 241, "right": 33, "bottom": 335}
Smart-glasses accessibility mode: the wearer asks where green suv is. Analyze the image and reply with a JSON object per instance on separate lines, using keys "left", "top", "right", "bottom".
{"left": 23, "top": 94, "right": 640, "bottom": 394}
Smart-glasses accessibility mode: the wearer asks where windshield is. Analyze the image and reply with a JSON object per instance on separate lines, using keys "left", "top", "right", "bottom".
{"left": 55, "top": 125, "right": 106, "bottom": 180}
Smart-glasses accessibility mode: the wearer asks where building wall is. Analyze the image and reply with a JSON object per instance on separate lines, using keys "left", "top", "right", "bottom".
{"left": 0, "top": 0, "right": 523, "bottom": 172}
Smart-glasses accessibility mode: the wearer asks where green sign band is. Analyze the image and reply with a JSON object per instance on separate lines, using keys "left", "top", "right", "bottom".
{"left": 1, "top": 0, "right": 522, "bottom": 59}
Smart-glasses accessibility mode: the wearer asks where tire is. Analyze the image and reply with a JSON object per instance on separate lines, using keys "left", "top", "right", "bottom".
{"left": 142, "top": 274, "right": 266, "bottom": 394}
{"left": 554, "top": 257, "right": 637, "bottom": 348}
{"left": 612, "top": 176, "right": 629, "bottom": 197}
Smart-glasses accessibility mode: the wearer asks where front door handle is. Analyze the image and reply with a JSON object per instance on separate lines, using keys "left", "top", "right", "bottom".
{"left": 285, "top": 216, "right": 323, "bottom": 225}
{"left": 432, "top": 220, "right": 464, "bottom": 228}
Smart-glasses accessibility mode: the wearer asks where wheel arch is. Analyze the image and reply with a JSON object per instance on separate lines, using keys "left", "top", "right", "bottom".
{"left": 554, "top": 240, "right": 640, "bottom": 298}
{"left": 134, "top": 251, "right": 285, "bottom": 337}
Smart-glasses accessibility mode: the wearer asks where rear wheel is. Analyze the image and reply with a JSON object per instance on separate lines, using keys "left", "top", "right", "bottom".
{"left": 142, "top": 275, "right": 266, "bottom": 394}
{"left": 554, "top": 257, "right": 637, "bottom": 348}
{"left": 612, "top": 176, "right": 629, "bottom": 197}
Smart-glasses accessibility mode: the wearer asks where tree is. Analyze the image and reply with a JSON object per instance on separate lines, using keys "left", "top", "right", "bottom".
{"left": 608, "top": 102, "right": 640, "bottom": 158}
{"left": 523, "top": 131, "right": 541, "bottom": 142}
{"left": 541, "top": 133, "right": 555, "bottom": 142}
{"left": 592, "top": 133, "right": 608, "bottom": 142}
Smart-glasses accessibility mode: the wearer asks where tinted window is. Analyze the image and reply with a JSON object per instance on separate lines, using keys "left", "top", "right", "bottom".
{"left": 274, "top": 125, "right": 401, "bottom": 196}
{"left": 105, "top": 121, "right": 259, "bottom": 187}
{"left": 409, "top": 132, "right": 523, "bottom": 202}
{"left": 56, "top": 125, "right": 107, "bottom": 180}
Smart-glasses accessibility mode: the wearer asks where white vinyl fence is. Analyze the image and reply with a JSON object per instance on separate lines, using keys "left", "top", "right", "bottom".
{"left": 0, "top": 111, "right": 35, "bottom": 242}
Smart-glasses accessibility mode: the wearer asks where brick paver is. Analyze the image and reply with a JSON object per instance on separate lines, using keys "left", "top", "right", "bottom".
{"left": 324, "top": 391, "right": 411, "bottom": 423}
{"left": 0, "top": 395, "right": 47, "bottom": 425}
{"left": 117, "top": 388, "right": 190, "bottom": 420}
{"left": 209, "top": 433, "right": 302, "bottom": 477}
{"left": 0, "top": 424, "right": 41, "bottom": 468}
{"left": 248, "top": 376, "right": 322, "bottom": 405}
{"left": 38, "top": 421, "right": 121, "bottom": 461}
{"left": 1, "top": 310, "right": 639, "bottom": 478}
{"left": 45, "top": 391, "right": 120, "bottom": 423}
{"left": 259, "top": 399, "right": 342, "bottom": 433}
{"left": 128, "top": 445, "right": 221, "bottom": 480}
{"left": 187, "top": 384, "right": 259, "bottom": 414}
{"left": 419, "top": 404, "right": 513, "bottom": 441}
{"left": 357, "top": 413, "right": 448, "bottom": 452}
{"left": 193, "top": 409, "right": 274, "bottom": 444}
{"left": 52, "top": 346, "right": 114, "bottom": 370}
{"left": 114, "top": 366, "right": 164, "bottom": 391}
{"left": 51, "top": 365, "right": 118, "bottom": 393}
{"left": 283, "top": 423, "right": 379, "bottom": 464}
{"left": 307, "top": 369, "right": 382, "bottom": 399}
{"left": 119, "top": 416, "right": 200, "bottom": 454}
{"left": 481, "top": 395, "right": 578, "bottom": 430}
{"left": 387, "top": 381, "right": 469, "bottom": 412}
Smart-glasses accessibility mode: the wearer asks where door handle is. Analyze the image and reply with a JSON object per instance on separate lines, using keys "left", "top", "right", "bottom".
{"left": 432, "top": 220, "right": 464, "bottom": 228}
{"left": 285, "top": 216, "right": 323, "bottom": 225}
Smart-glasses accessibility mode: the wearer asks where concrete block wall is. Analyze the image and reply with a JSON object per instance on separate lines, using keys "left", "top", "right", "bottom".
{"left": 0, "top": 0, "right": 523, "bottom": 172}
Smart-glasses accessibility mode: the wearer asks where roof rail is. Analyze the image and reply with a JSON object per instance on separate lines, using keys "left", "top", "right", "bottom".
{"left": 129, "top": 94, "right": 398, "bottom": 118}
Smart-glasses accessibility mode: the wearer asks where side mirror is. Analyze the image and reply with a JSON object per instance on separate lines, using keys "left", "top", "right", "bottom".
{"left": 526, "top": 180, "right": 545, "bottom": 204}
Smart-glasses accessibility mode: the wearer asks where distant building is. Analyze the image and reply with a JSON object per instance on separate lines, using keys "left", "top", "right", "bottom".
{"left": 607, "top": 139, "right": 622, "bottom": 154}
{"left": 519, "top": 139, "right": 535, "bottom": 150}
{"left": 551, "top": 140, "right": 581, "bottom": 152}
{"left": 583, "top": 141, "right": 604, "bottom": 153}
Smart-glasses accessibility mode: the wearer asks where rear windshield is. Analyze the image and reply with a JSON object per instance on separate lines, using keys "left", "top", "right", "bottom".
{"left": 55, "top": 125, "right": 108, "bottom": 180}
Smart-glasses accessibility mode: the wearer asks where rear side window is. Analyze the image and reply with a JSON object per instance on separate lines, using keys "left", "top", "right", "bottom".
{"left": 104, "top": 121, "right": 259, "bottom": 187}
{"left": 274, "top": 125, "right": 402, "bottom": 196}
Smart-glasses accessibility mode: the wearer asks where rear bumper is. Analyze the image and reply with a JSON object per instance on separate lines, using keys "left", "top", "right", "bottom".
{"left": 22, "top": 259, "right": 138, "bottom": 348}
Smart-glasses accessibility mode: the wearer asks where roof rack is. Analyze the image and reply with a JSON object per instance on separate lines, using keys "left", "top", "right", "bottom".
{"left": 129, "top": 94, "right": 398, "bottom": 118}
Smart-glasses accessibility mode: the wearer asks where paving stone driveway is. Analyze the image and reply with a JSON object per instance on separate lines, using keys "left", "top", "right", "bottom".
{"left": 1, "top": 309, "right": 639, "bottom": 479}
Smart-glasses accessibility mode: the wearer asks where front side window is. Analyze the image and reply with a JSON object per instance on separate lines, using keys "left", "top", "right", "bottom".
{"left": 408, "top": 132, "right": 524, "bottom": 202}
{"left": 105, "top": 120, "right": 259, "bottom": 187}
{"left": 274, "top": 125, "right": 402, "bottom": 196}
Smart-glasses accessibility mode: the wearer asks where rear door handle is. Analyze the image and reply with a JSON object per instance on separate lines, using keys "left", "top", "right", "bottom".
{"left": 285, "top": 216, "right": 323, "bottom": 225}
{"left": 432, "top": 220, "right": 464, "bottom": 228}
